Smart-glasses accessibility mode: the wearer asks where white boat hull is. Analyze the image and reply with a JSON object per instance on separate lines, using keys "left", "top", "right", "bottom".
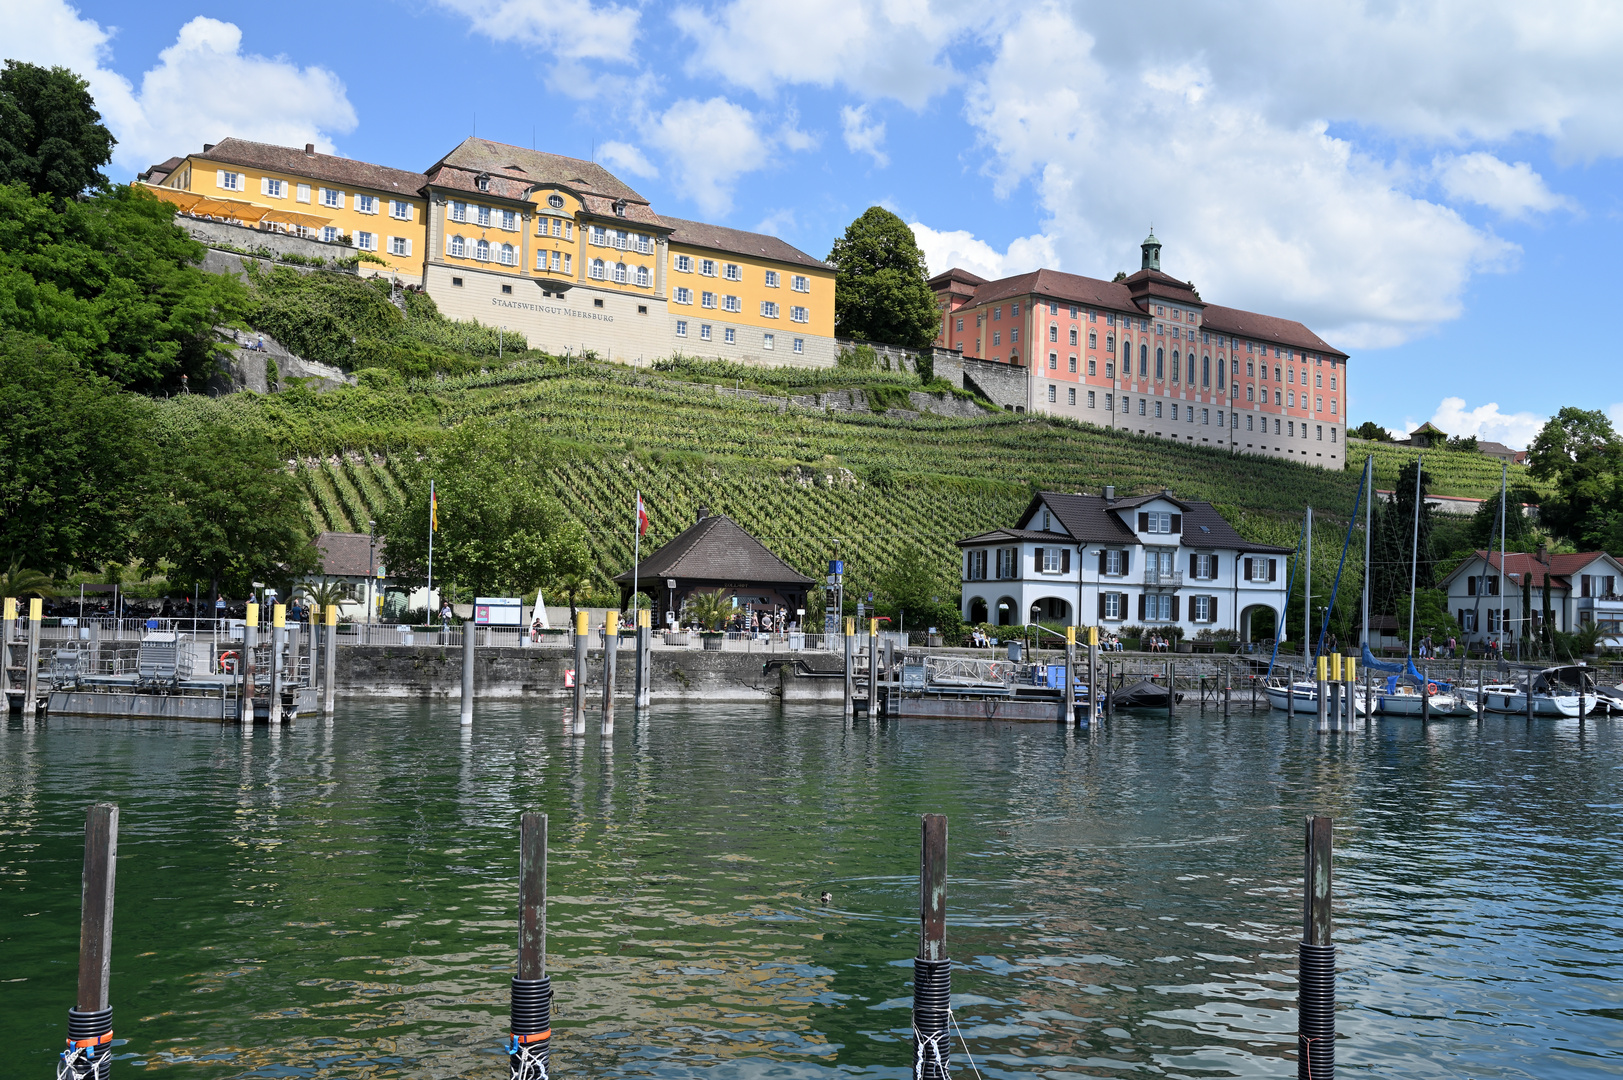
{"left": 1476, "top": 688, "right": 1587, "bottom": 717}
{"left": 1377, "top": 692, "right": 1462, "bottom": 716}
{"left": 1264, "top": 682, "right": 1368, "bottom": 716}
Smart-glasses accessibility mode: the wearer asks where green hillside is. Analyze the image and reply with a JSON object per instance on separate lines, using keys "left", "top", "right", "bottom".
{"left": 146, "top": 358, "right": 1534, "bottom": 609}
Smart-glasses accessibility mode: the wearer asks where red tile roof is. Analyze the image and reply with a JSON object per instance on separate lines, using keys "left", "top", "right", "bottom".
{"left": 663, "top": 216, "right": 830, "bottom": 269}
{"left": 426, "top": 137, "right": 647, "bottom": 203}
{"left": 1462, "top": 550, "right": 1617, "bottom": 589}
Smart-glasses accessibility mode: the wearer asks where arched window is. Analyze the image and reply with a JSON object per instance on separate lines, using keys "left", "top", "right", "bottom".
{"left": 613, "top": 262, "right": 628, "bottom": 283}
{"left": 1138, "top": 343, "right": 1147, "bottom": 376}
{"left": 590, "top": 258, "right": 606, "bottom": 280}
{"left": 1106, "top": 333, "right": 1114, "bottom": 352}
{"left": 449, "top": 235, "right": 465, "bottom": 258}
{"left": 475, "top": 238, "right": 490, "bottom": 261}
{"left": 1214, "top": 355, "right": 1223, "bottom": 388}
{"left": 1156, "top": 348, "right": 1164, "bottom": 380}
{"left": 636, "top": 265, "right": 650, "bottom": 287}
{"left": 1188, "top": 354, "right": 1196, "bottom": 384}
{"left": 1202, "top": 355, "right": 1210, "bottom": 386}
{"left": 500, "top": 243, "right": 515, "bottom": 266}
{"left": 1170, "top": 350, "right": 1179, "bottom": 382}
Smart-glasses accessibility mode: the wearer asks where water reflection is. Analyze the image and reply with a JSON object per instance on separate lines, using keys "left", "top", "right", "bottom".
{"left": 2, "top": 706, "right": 1623, "bottom": 1077}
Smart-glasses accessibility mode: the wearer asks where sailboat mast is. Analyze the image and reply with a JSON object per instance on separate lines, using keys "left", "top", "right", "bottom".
{"left": 1361, "top": 456, "right": 1372, "bottom": 653}
{"left": 1407, "top": 454, "right": 1422, "bottom": 655}
{"left": 1499, "top": 461, "right": 1507, "bottom": 656}
{"left": 1304, "top": 506, "right": 1313, "bottom": 664}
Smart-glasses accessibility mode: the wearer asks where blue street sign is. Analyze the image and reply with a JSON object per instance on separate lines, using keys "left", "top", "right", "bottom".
{"left": 829, "top": 560, "right": 844, "bottom": 575}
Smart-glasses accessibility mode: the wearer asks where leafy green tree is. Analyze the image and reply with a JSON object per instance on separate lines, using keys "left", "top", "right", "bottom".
{"left": 0, "top": 558, "right": 57, "bottom": 599}
{"left": 380, "top": 421, "right": 584, "bottom": 597}
{"left": 684, "top": 588, "right": 733, "bottom": 632}
{"left": 0, "top": 61, "right": 114, "bottom": 199}
{"left": 828, "top": 207, "right": 941, "bottom": 350}
{"left": 0, "top": 183, "right": 245, "bottom": 388}
{"left": 132, "top": 417, "right": 316, "bottom": 599}
{"left": 1351, "top": 421, "right": 1392, "bottom": 441}
{"left": 1527, "top": 407, "right": 1623, "bottom": 548}
{"left": 0, "top": 332, "right": 148, "bottom": 575}
{"left": 1467, "top": 485, "right": 1539, "bottom": 551}
{"left": 1396, "top": 587, "right": 1460, "bottom": 650}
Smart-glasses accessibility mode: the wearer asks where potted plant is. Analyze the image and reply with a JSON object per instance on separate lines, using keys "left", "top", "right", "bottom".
{"left": 685, "top": 589, "right": 732, "bottom": 650}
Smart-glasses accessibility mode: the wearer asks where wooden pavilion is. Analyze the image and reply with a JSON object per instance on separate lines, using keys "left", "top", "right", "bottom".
{"left": 614, "top": 510, "right": 814, "bottom": 628}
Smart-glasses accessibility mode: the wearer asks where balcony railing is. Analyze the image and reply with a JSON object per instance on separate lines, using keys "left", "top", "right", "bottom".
{"left": 1144, "top": 570, "right": 1182, "bottom": 587}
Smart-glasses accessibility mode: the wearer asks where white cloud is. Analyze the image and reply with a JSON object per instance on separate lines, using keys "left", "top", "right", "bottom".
{"left": 645, "top": 97, "right": 772, "bottom": 216}
{"left": 598, "top": 140, "right": 658, "bottom": 179}
{"left": 960, "top": 6, "right": 1515, "bottom": 349}
{"left": 1424, "top": 397, "right": 1545, "bottom": 449}
{"left": 908, "top": 222, "right": 1058, "bottom": 281}
{"left": 1434, "top": 152, "right": 1577, "bottom": 217}
{"left": 671, "top": 0, "right": 983, "bottom": 108}
{"left": 1, "top": 3, "right": 357, "bottom": 175}
{"left": 840, "top": 104, "right": 888, "bottom": 167}
{"left": 434, "top": 0, "right": 640, "bottom": 62}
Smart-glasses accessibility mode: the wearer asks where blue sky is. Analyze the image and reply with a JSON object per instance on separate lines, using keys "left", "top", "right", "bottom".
{"left": 9, "top": 0, "right": 1623, "bottom": 448}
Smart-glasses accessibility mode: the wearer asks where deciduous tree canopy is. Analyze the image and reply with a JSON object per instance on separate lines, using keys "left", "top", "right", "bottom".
{"left": 828, "top": 207, "right": 940, "bottom": 351}
{"left": 0, "top": 61, "right": 114, "bottom": 199}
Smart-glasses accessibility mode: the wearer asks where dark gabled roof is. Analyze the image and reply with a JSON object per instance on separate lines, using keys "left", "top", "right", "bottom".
{"left": 313, "top": 532, "right": 376, "bottom": 577}
{"left": 613, "top": 514, "right": 814, "bottom": 585}
{"left": 139, "top": 156, "right": 183, "bottom": 183}
{"left": 663, "top": 216, "right": 830, "bottom": 270}
{"left": 1200, "top": 303, "right": 1345, "bottom": 359}
{"left": 192, "top": 138, "right": 427, "bottom": 195}
{"left": 964, "top": 490, "right": 1293, "bottom": 553}
{"left": 426, "top": 137, "right": 646, "bottom": 202}
{"left": 1441, "top": 550, "right": 1623, "bottom": 590}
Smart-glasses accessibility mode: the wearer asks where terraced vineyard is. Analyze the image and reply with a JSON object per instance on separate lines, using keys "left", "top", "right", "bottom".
{"left": 157, "top": 361, "right": 1541, "bottom": 597}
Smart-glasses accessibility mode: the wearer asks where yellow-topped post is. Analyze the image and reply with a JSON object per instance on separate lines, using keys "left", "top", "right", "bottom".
{"left": 843, "top": 616, "right": 856, "bottom": 719}
{"left": 21, "top": 597, "right": 43, "bottom": 718}
{"left": 1315, "top": 653, "right": 1329, "bottom": 732}
{"left": 634, "top": 606, "right": 652, "bottom": 709}
{"left": 602, "top": 610, "right": 619, "bottom": 733}
{"left": 242, "top": 602, "right": 259, "bottom": 720}
{"left": 322, "top": 604, "right": 339, "bottom": 715}
{"left": 269, "top": 604, "right": 288, "bottom": 722}
{"left": 571, "top": 610, "right": 589, "bottom": 733}
{"left": 0, "top": 597, "right": 15, "bottom": 701}
{"left": 1064, "top": 625, "right": 1078, "bottom": 726}
{"left": 1343, "top": 656, "right": 1357, "bottom": 727}
{"left": 867, "top": 617, "right": 880, "bottom": 718}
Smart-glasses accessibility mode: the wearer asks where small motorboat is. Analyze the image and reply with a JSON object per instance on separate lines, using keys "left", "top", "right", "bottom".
{"left": 1376, "top": 678, "right": 1465, "bottom": 717}
{"left": 1474, "top": 677, "right": 1588, "bottom": 718}
{"left": 1111, "top": 679, "right": 1183, "bottom": 709}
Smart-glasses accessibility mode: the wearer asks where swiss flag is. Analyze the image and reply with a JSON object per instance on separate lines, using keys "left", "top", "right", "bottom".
{"left": 636, "top": 493, "right": 649, "bottom": 537}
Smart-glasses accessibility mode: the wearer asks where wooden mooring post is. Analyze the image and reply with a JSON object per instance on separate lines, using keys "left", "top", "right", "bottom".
{"left": 602, "top": 611, "right": 618, "bottom": 735}
{"left": 22, "top": 597, "right": 42, "bottom": 720}
{"left": 63, "top": 803, "right": 118, "bottom": 1080}
{"left": 1298, "top": 815, "right": 1335, "bottom": 1079}
{"left": 322, "top": 604, "right": 338, "bottom": 716}
{"left": 572, "top": 612, "right": 588, "bottom": 735}
{"left": 913, "top": 813, "right": 950, "bottom": 1080}
{"left": 1167, "top": 660, "right": 1175, "bottom": 718}
{"left": 509, "top": 811, "right": 552, "bottom": 1080}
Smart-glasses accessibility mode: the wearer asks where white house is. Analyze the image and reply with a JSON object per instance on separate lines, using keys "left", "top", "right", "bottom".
{"left": 956, "top": 488, "right": 1294, "bottom": 640}
{"left": 1440, "top": 548, "right": 1623, "bottom": 649}
{"left": 302, "top": 531, "right": 437, "bottom": 621}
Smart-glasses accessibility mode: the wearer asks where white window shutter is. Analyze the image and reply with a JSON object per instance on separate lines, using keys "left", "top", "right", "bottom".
{"left": 404, "top": 238, "right": 412, "bottom": 256}
{"left": 260, "top": 176, "right": 269, "bottom": 195}
{"left": 217, "top": 169, "right": 226, "bottom": 189}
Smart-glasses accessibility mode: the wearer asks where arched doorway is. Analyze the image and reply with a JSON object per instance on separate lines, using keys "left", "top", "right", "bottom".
{"left": 1243, "top": 604, "right": 1278, "bottom": 643}
{"left": 996, "top": 596, "right": 1018, "bottom": 626}
{"left": 1029, "top": 597, "right": 1072, "bottom": 624}
{"left": 968, "top": 597, "right": 988, "bottom": 624}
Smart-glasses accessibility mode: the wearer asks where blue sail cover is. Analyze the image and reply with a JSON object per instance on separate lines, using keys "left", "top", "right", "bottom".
{"left": 1361, "top": 644, "right": 1450, "bottom": 690}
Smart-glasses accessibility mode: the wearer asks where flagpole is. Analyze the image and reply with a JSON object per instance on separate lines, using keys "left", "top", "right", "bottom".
{"left": 428, "top": 478, "right": 435, "bottom": 624}
{"left": 632, "top": 489, "right": 641, "bottom": 619}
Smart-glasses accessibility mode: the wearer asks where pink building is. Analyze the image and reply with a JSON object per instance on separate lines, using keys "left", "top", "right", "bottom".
{"left": 930, "top": 233, "right": 1349, "bottom": 469}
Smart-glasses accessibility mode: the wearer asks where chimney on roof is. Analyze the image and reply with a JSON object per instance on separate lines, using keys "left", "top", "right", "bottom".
{"left": 1104, "top": 485, "right": 1116, "bottom": 502}
{"left": 697, "top": 506, "right": 708, "bottom": 524}
{"left": 305, "top": 143, "right": 315, "bottom": 156}
{"left": 203, "top": 143, "right": 215, "bottom": 152}
{"left": 1538, "top": 542, "right": 1548, "bottom": 564}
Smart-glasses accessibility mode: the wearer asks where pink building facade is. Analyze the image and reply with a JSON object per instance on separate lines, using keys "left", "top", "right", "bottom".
{"left": 930, "top": 234, "right": 1348, "bottom": 469}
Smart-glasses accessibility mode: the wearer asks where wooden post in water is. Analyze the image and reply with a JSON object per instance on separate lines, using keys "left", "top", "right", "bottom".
{"left": 322, "top": 604, "right": 338, "bottom": 716}
{"left": 1287, "top": 664, "right": 1295, "bottom": 717}
{"left": 634, "top": 608, "right": 651, "bottom": 710}
{"left": 1064, "top": 626, "right": 1077, "bottom": 725}
{"left": 22, "top": 597, "right": 42, "bottom": 720}
{"left": 461, "top": 615, "right": 476, "bottom": 727}
{"left": 602, "top": 611, "right": 618, "bottom": 735}
{"left": 572, "top": 611, "right": 588, "bottom": 735}
{"left": 269, "top": 604, "right": 286, "bottom": 725}
{"left": 243, "top": 603, "right": 258, "bottom": 724}
{"left": 1525, "top": 666, "right": 1534, "bottom": 723}
{"left": 1421, "top": 665, "right": 1431, "bottom": 723}
{"left": 510, "top": 812, "right": 552, "bottom": 1080}
{"left": 1105, "top": 659, "right": 1113, "bottom": 719}
{"left": 65, "top": 803, "right": 117, "bottom": 1080}
{"left": 1167, "top": 660, "right": 1175, "bottom": 718}
{"left": 1315, "top": 655, "right": 1329, "bottom": 733}
{"left": 913, "top": 813, "right": 950, "bottom": 1080}
{"left": 868, "top": 618, "right": 880, "bottom": 718}
{"left": 1, "top": 597, "right": 14, "bottom": 702}
{"left": 1344, "top": 658, "right": 1357, "bottom": 730}
{"left": 1298, "top": 815, "right": 1335, "bottom": 1079}
{"left": 843, "top": 617, "right": 855, "bottom": 719}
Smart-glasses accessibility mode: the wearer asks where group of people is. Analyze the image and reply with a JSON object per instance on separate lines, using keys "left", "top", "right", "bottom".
{"left": 1415, "top": 634, "right": 1458, "bottom": 659}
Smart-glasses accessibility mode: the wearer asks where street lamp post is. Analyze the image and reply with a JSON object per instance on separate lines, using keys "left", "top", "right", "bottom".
{"left": 367, "top": 520, "right": 377, "bottom": 626}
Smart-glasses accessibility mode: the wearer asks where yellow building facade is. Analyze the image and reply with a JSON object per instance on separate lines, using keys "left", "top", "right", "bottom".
{"left": 141, "top": 136, "right": 838, "bottom": 364}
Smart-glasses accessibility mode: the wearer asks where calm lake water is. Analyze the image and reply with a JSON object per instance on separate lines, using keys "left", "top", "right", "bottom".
{"left": 3, "top": 702, "right": 1622, "bottom": 1078}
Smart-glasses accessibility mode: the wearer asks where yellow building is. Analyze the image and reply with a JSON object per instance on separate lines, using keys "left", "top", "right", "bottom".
{"left": 141, "top": 135, "right": 839, "bottom": 365}
{"left": 143, "top": 138, "right": 428, "bottom": 284}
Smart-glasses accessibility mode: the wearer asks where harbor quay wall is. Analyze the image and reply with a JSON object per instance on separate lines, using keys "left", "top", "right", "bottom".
{"left": 334, "top": 644, "right": 846, "bottom": 703}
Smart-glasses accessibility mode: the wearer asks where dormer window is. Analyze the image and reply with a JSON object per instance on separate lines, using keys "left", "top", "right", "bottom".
{"left": 614, "top": 199, "right": 627, "bottom": 216}
{"left": 1042, "top": 509, "right": 1051, "bottom": 531}
{"left": 1140, "top": 510, "right": 1178, "bottom": 534}
{"left": 476, "top": 174, "right": 491, "bottom": 192}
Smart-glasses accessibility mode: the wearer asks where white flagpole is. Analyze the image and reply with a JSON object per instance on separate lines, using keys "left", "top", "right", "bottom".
{"left": 632, "top": 490, "right": 641, "bottom": 619}
{"left": 427, "top": 478, "right": 435, "bottom": 622}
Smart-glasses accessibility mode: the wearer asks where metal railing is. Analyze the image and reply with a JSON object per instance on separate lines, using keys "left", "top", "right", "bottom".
{"left": 1144, "top": 569, "right": 1183, "bottom": 587}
